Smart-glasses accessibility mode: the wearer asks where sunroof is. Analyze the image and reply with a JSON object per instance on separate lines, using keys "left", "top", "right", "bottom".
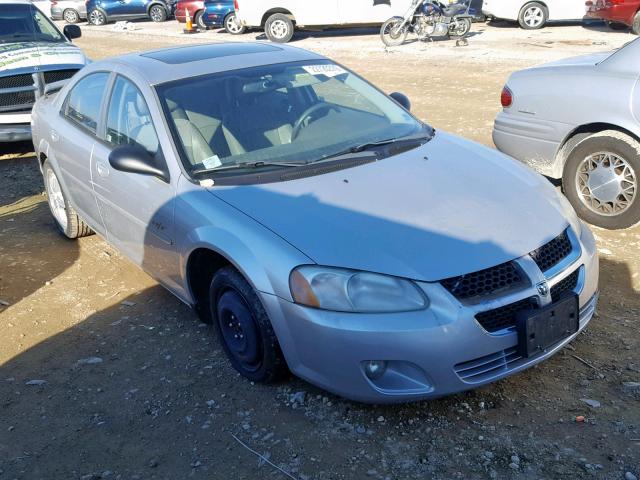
{"left": 141, "top": 43, "right": 282, "bottom": 65}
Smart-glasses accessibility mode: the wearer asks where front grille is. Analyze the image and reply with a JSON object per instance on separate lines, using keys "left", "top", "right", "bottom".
{"left": 529, "top": 230, "right": 572, "bottom": 273}
{"left": 43, "top": 69, "right": 79, "bottom": 84}
{"left": 454, "top": 346, "right": 522, "bottom": 383}
{"left": 550, "top": 269, "right": 579, "bottom": 302}
{"left": 441, "top": 261, "right": 526, "bottom": 301}
{"left": 0, "top": 90, "right": 36, "bottom": 110}
{"left": 475, "top": 296, "right": 537, "bottom": 333}
{"left": 0, "top": 73, "right": 34, "bottom": 89}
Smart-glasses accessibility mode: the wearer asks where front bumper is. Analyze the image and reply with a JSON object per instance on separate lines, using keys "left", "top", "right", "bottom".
{"left": 1, "top": 113, "right": 32, "bottom": 142}
{"left": 262, "top": 225, "right": 599, "bottom": 403}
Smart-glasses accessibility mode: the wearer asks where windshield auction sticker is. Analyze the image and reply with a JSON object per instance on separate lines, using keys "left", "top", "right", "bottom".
{"left": 0, "top": 43, "right": 82, "bottom": 71}
{"left": 302, "top": 64, "right": 347, "bottom": 78}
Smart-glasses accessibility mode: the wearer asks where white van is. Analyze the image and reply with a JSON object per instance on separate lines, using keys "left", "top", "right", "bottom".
{"left": 233, "top": 0, "right": 414, "bottom": 42}
{"left": 482, "top": 0, "right": 587, "bottom": 29}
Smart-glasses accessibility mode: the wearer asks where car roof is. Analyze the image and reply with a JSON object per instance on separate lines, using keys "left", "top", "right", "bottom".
{"left": 103, "top": 42, "right": 326, "bottom": 86}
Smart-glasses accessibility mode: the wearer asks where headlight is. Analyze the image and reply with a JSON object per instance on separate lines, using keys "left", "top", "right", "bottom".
{"left": 555, "top": 189, "right": 582, "bottom": 237}
{"left": 289, "top": 266, "right": 428, "bottom": 313}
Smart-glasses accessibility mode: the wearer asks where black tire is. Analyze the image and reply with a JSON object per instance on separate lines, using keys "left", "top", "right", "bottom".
{"left": 149, "top": 4, "right": 167, "bottom": 22}
{"left": 632, "top": 11, "right": 640, "bottom": 35}
{"left": 264, "top": 13, "right": 294, "bottom": 43}
{"left": 380, "top": 16, "right": 408, "bottom": 47}
{"left": 518, "top": 2, "right": 548, "bottom": 29}
{"left": 88, "top": 9, "right": 107, "bottom": 26}
{"left": 63, "top": 8, "right": 80, "bottom": 23}
{"left": 224, "top": 12, "right": 246, "bottom": 34}
{"left": 43, "top": 162, "right": 93, "bottom": 239}
{"left": 562, "top": 130, "right": 640, "bottom": 230}
{"left": 194, "top": 10, "right": 206, "bottom": 30}
{"left": 209, "top": 267, "right": 288, "bottom": 383}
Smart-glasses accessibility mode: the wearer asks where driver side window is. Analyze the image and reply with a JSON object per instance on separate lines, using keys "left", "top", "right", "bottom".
{"left": 105, "top": 76, "right": 160, "bottom": 154}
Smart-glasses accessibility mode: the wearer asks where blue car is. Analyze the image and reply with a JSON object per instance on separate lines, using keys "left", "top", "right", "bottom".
{"left": 176, "top": 0, "right": 244, "bottom": 33}
{"left": 87, "top": 0, "right": 176, "bottom": 25}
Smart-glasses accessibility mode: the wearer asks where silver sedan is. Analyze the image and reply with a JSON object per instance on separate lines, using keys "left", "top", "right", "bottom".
{"left": 50, "top": 0, "right": 87, "bottom": 22}
{"left": 32, "top": 43, "right": 598, "bottom": 403}
{"left": 493, "top": 38, "right": 640, "bottom": 230}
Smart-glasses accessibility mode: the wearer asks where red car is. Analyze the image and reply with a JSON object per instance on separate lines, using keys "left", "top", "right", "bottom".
{"left": 586, "top": 0, "right": 640, "bottom": 34}
{"left": 175, "top": 0, "right": 242, "bottom": 32}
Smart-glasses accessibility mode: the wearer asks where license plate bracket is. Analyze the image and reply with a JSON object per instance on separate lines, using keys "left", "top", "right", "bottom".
{"left": 516, "top": 294, "right": 579, "bottom": 358}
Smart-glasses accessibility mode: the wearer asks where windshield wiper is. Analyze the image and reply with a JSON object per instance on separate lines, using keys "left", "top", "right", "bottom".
{"left": 350, "top": 131, "right": 434, "bottom": 153}
{"left": 192, "top": 160, "right": 305, "bottom": 175}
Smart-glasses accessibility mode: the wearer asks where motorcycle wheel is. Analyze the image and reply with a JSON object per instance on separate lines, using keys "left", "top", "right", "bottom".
{"left": 449, "top": 18, "right": 471, "bottom": 37}
{"left": 380, "top": 17, "right": 408, "bottom": 47}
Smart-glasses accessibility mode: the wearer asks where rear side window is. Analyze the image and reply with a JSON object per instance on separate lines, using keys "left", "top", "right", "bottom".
{"left": 64, "top": 72, "right": 110, "bottom": 134}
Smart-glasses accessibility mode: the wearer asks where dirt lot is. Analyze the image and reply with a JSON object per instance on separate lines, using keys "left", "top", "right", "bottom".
{"left": 1, "top": 21, "right": 639, "bottom": 480}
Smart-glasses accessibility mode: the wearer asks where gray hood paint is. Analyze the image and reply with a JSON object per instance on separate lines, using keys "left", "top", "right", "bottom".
{"left": 210, "top": 132, "right": 568, "bottom": 282}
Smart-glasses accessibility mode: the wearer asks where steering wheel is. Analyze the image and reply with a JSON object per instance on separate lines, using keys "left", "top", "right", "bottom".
{"left": 291, "top": 103, "right": 341, "bottom": 141}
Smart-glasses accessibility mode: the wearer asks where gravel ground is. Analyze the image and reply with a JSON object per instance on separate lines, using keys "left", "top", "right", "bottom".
{"left": 0, "top": 21, "right": 639, "bottom": 480}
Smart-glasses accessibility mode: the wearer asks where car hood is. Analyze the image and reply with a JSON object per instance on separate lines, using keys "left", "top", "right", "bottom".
{"left": 209, "top": 132, "right": 569, "bottom": 282}
{"left": 0, "top": 42, "right": 87, "bottom": 74}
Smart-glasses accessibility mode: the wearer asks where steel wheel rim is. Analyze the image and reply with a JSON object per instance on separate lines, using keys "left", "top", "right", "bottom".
{"left": 575, "top": 151, "right": 637, "bottom": 216}
{"left": 524, "top": 6, "right": 543, "bottom": 27}
{"left": 217, "top": 290, "right": 262, "bottom": 373}
{"left": 64, "top": 9, "right": 78, "bottom": 22}
{"left": 46, "top": 169, "right": 68, "bottom": 230}
{"left": 150, "top": 6, "right": 163, "bottom": 21}
{"left": 384, "top": 20, "right": 405, "bottom": 40}
{"left": 269, "top": 19, "right": 288, "bottom": 39}
{"left": 226, "top": 15, "right": 242, "bottom": 33}
{"left": 90, "top": 10, "right": 103, "bottom": 24}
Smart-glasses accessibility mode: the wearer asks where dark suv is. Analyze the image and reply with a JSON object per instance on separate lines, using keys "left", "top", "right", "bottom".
{"left": 86, "top": 0, "right": 176, "bottom": 25}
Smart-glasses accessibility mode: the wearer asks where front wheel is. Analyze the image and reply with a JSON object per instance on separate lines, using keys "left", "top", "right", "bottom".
{"left": 224, "top": 12, "right": 245, "bottom": 34}
{"left": 518, "top": 2, "right": 547, "bottom": 29}
{"left": 449, "top": 17, "right": 471, "bottom": 37}
{"left": 43, "top": 162, "right": 93, "bottom": 239}
{"left": 264, "top": 13, "right": 294, "bottom": 43}
{"left": 195, "top": 10, "right": 206, "bottom": 30}
{"left": 563, "top": 131, "right": 640, "bottom": 229}
{"left": 88, "top": 9, "right": 106, "bottom": 25}
{"left": 149, "top": 4, "right": 167, "bottom": 22}
{"left": 209, "top": 267, "right": 288, "bottom": 383}
{"left": 380, "top": 17, "right": 408, "bottom": 47}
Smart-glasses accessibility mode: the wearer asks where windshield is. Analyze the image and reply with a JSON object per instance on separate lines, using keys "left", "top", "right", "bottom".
{"left": 0, "top": 3, "right": 66, "bottom": 44}
{"left": 157, "top": 60, "right": 430, "bottom": 177}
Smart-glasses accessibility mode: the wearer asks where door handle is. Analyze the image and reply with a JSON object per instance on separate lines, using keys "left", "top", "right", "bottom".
{"left": 96, "top": 161, "right": 110, "bottom": 178}
{"left": 50, "top": 129, "right": 59, "bottom": 142}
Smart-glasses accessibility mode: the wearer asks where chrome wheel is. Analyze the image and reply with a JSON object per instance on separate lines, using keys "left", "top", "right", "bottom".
{"left": 269, "top": 19, "right": 288, "bottom": 39}
{"left": 575, "top": 152, "right": 637, "bottom": 216}
{"left": 150, "top": 5, "right": 165, "bottom": 21}
{"left": 46, "top": 168, "right": 68, "bottom": 230}
{"left": 63, "top": 8, "right": 79, "bottom": 23}
{"left": 89, "top": 10, "right": 105, "bottom": 25}
{"left": 523, "top": 6, "right": 544, "bottom": 28}
{"left": 225, "top": 13, "right": 243, "bottom": 34}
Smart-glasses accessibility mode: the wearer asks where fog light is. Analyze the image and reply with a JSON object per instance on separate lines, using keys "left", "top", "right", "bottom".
{"left": 363, "top": 360, "right": 388, "bottom": 380}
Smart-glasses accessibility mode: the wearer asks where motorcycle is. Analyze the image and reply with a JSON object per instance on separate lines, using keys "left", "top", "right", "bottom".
{"left": 380, "top": 0, "right": 474, "bottom": 47}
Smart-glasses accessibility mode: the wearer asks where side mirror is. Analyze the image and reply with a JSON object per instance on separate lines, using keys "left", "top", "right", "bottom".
{"left": 63, "top": 24, "right": 82, "bottom": 40}
{"left": 389, "top": 92, "right": 411, "bottom": 111}
{"left": 109, "top": 145, "right": 168, "bottom": 182}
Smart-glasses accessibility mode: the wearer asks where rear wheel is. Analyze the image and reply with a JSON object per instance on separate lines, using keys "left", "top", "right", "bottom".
{"left": 224, "top": 12, "right": 245, "bottom": 34}
{"left": 264, "top": 13, "right": 294, "bottom": 43}
{"left": 43, "top": 162, "right": 93, "bottom": 239}
{"left": 518, "top": 2, "right": 547, "bottom": 29}
{"left": 632, "top": 11, "right": 640, "bottom": 35}
{"left": 195, "top": 10, "right": 206, "bottom": 29}
{"left": 563, "top": 131, "right": 640, "bottom": 229}
{"left": 209, "top": 267, "right": 288, "bottom": 382}
{"left": 449, "top": 17, "right": 471, "bottom": 37}
{"left": 149, "top": 4, "right": 167, "bottom": 22}
{"left": 380, "top": 17, "right": 408, "bottom": 47}
{"left": 88, "top": 9, "right": 106, "bottom": 25}
{"left": 63, "top": 8, "right": 80, "bottom": 23}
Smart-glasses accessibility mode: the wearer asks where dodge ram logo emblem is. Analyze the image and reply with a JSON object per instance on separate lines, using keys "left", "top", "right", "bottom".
{"left": 536, "top": 281, "right": 549, "bottom": 297}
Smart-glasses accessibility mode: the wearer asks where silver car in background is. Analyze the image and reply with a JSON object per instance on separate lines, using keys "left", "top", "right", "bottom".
{"left": 32, "top": 43, "right": 598, "bottom": 403}
{"left": 50, "top": 0, "right": 87, "bottom": 23}
{"left": 493, "top": 39, "right": 640, "bottom": 230}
